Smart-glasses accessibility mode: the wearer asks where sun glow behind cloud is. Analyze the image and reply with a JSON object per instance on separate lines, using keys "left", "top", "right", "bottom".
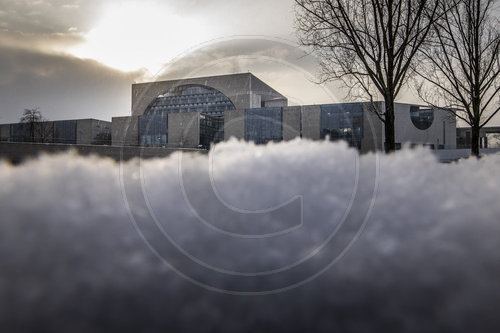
{"left": 69, "top": 1, "right": 211, "bottom": 74}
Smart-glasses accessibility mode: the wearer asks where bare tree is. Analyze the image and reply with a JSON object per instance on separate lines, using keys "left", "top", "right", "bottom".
{"left": 19, "top": 108, "right": 52, "bottom": 143}
{"left": 295, "top": 0, "right": 440, "bottom": 152}
{"left": 415, "top": 0, "right": 499, "bottom": 157}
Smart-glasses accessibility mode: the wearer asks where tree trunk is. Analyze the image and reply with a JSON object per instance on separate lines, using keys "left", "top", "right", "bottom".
{"left": 471, "top": 123, "right": 480, "bottom": 157}
{"left": 384, "top": 97, "right": 396, "bottom": 153}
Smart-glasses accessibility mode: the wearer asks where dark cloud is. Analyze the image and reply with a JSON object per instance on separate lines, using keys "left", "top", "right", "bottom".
{"left": 0, "top": 45, "right": 143, "bottom": 123}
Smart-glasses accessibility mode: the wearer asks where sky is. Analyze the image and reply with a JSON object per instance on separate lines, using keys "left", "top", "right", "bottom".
{"left": 0, "top": 0, "right": 497, "bottom": 125}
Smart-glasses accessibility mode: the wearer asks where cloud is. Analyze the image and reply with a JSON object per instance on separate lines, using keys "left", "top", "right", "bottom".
{"left": 0, "top": 0, "right": 296, "bottom": 72}
{"left": 153, "top": 38, "right": 345, "bottom": 105}
{"left": 0, "top": 0, "right": 497, "bottom": 125}
{"left": 0, "top": 45, "right": 144, "bottom": 123}
{"left": 0, "top": 0, "right": 337, "bottom": 121}
{"left": 1, "top": 140, "right": 500, "bottom": 332}
{"left": 0, "top": 36, "right": 343, "bottom": 125}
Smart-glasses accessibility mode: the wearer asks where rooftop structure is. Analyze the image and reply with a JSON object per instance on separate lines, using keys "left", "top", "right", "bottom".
{"left": 131, "top": 72, "right": 288, "bottom": 117}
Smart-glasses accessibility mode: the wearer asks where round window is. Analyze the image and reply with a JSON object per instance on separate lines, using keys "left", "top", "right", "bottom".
{"left": 410, "top": 106, "right": 434, "bottom": 130}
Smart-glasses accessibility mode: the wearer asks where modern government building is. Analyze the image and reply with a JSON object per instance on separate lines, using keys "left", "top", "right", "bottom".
{"left": 112, "top": 72, "right": 457, "bottom": 152}
{"left": 1, "top": 72, "right": 463, "bottom": 152}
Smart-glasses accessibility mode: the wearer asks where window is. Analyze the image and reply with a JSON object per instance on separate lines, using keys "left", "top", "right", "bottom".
{"left": 320, "top": 104, "right": 363, "bottom": 149}
{"left": 53, "top": 120, "right": 77, "bottom": 144}
{"left": 199, "top": 113, "right": 224, "bottom": 149}
{"left": 139, "top": 112, "right": 167, "bottom": 147}
{"left": 245, "top": 107, "right": 283, "bottom": 144}
{"left": 145, "top": 84, "right": 235, "bottom": 115}
{"left": 410, "top": 106, "right": 434, "bottom": 130}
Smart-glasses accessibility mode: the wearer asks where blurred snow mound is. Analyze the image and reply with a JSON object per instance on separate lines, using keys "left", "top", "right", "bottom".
{"left": 1, "top": 139, "right": 500, "bottom": 332}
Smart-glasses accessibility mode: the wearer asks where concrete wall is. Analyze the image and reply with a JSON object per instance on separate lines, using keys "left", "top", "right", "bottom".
{"left": 301, "top": 105, "right": 321, "bottom": 140}
{"left": 224, "top": 109, "right": 245, "bottom": 140}
{"left": 283, "top": 106, "right": 301, "bottom": 141}
{"left": 394, "top": 104, "right": 456, "bottom": 149}
{"left": 264, "top": 99, "right": 288, "bottom": 108}
{"left": 167, "top": 113, "right": 199, "bottom": 148}
{"left": 0, "top": 124, "right": 9, "bottom": 141}
{"left": 251, "top": 94, "right": 262, "bottom": 109}
{"left": 361, "top": 103, "right": 384, "bottom": 153}
{"left": 0, "top": 142, "right": 203, "bottom": 164}
{"left": 112, "top": 116, "right": 139, "bottom": 146}
{"left": 439, "top": 108, "right": 457, "bottom": 149}
{"left": 250, "top": 75, "right": 288, "bottom": 106}
{"left": 76, "top": 119, "right": 93, "bottom": 145}
{"left": 90, "top": 120, "right": 112, "bottom": 145}
{"left": 432, "top": 148, "right": 500, "bottom": 162}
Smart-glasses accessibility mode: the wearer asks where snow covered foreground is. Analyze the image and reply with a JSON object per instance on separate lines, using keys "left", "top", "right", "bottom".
{"left": 1, "top": 139, "right": 500, "bottom": 332}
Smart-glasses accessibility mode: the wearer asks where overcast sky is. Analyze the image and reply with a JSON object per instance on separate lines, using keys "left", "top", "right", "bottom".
{"left": 0, "top": 0, "right": 497, "bottom": 125}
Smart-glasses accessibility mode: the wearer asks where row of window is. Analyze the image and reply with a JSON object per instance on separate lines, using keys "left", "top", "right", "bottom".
{"left": 153, "top": 97, "right": 232, "bottom": 105}
{"left": 148, "top": 105, "right": 233, "bottom": 113}
{"left": 143, "top": 84, "right": 433, "bottom": 149}
{"left": 10, "top": 121, "right": 78, "bottom": 144}
{"left": 200, "top": 114, "right": 224, "bottom": 149}
{"left": 243, "top": 105, "right": 365, "bottom": 148}
{"left": 6, "top": 120, "right": 112, "bottom": 145}
{"left": 138, "top": 112, "right": 225, "bottom": 149}
{"left": 146, "top": 85, "right": 236, "bottom": 116}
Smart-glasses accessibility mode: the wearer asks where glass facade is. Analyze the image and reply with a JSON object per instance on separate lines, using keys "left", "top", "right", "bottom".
{"left": 141, "top": 84, "right": 231, "bottom": 148}
{"left": 320, "top": 103, "right": 363, "bottom": 149}
{"left": 199, "top": 113, "right": 224, "bottom": 149}
{"left": 410, "top": 106, "right": 434, "bottom": 130}
{"left": 53, "top": 120, "right": 77, "bottom": 144}
{"left": 245, "top": 107, "right": 283, "bottom": 144}
{"left": 10, "top": 123, "right": 30, "bottom": 142}
{"left": 139, "top": 112, "right": 168, "bottom": 147}
{"left": 145, "top": 85, "right": 235, "bottom": 117}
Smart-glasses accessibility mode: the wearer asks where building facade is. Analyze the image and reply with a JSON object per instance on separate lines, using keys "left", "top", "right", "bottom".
{"left": 223, "top": 102, "right": 455, "bottom": 153}
{"left": 111, "top": 73, "right": 455, "bottom": 152}
{"left": 0, "top": 73, "right": 456, "bottom": 152}
{"left": 112, "top": 73, "right": 288, "bottom": 148}
{"left": 0, "top": 119, "right": 111, "bottom": 145}
{"left": 457, "top": 126, "right": 500, "bottom": 149}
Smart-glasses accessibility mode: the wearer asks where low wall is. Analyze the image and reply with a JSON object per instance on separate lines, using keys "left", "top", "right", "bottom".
{"left": 0, "top": 142, "right": 205, "bottom": 164}
{"left": 5, "top": 142, "right": 499, "bottom": 165}
{"left": 432, "top": 148, "right": 500, "bottom": 162}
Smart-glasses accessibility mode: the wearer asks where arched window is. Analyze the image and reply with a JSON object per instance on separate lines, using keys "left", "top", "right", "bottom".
{"left": 145, "top": 84, "right": 235, "bottom": 116}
